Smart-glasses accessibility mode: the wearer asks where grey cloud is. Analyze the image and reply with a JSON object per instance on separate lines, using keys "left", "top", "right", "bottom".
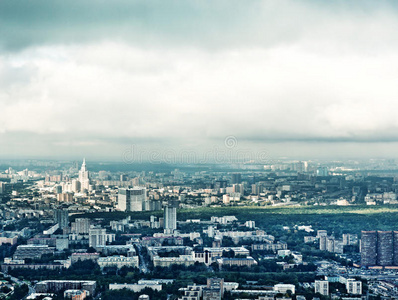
{"left": 1, "top": 0, "right": 398, "bottom": 51}
{"left": 2, "top": 1, "right": 398, "bottom": 159}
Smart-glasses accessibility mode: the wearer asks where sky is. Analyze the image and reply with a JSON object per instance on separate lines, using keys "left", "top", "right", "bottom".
{"left": 1, "top": 0, "right": 398, "bottom": 162}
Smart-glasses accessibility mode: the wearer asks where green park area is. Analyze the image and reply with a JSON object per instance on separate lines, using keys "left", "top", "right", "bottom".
{"left": 72, "top": 205, "right": 398, "bottom": 236}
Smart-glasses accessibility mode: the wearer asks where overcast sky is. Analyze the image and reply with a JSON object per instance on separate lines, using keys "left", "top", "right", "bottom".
{"left": 1, "top": 0, "right": 398, "bottom": 162}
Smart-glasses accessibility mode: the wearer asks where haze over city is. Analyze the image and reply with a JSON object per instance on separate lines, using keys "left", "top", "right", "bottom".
{"left": 2, "top": 1, "right": 398, "bottom": 160}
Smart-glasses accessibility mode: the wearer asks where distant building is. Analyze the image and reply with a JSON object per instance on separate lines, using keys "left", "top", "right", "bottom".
{"left": 342, "top": 233, "right": 358, "bottom": 246}
{"left": 231, "top": 173, "right": 242, "bottom": 184}
{"left": 54, "top": 209, "right": 69, "bottom": 229}
{"left": 98, "top": 255, "right": 139, "bottom": 269}
{"left": 57, "top": 193, "right": 73, "bottom": 202}
{"left": 89, "top": 228, "right": 115, "bottom": 249}
{"left": 0, "top": 182, "right": 5, "bottom": 194}
{"left": 71, "top": 218, "right": 91, "bottom": 235}
{"left": 274, "top": 283, "right": 295, "bottom": 294}
{"left": 164, "top": 200, "right": 179, "bottom": 234}
{"left": 203, "top": 278, "right": 224, "bottom": 300}
{"left": 0, "top": 233, "right": 18, "bottom": 245}
{"left": 377, "top": 231, "right": 393, "bottom": 266}
{"left": 13, "top": 245, "right": 55, "bottom": 260}
{"left": 64, "top": 289, "right": 87, "bottom": 300}
{"left": 361, "top": 231, "right": 377, "bottom": 266}
{"left": 78, "top": 159, "right": 90, "bottom": 192}
{"left": 153, "top": 255, "right": 195, "bottom": 268}
{"left": 314, "top": 280, "right": 329, "bottom": 296}
{"left": 360, "top": 230, "right": 398, "bottom": 267}
{"left": 217, "top": 257, "right": 258, "bottom": 268}
{"left": 346, "top": 279, "right": 362, "bottom": 295}
{"left": 71, "top": 252, "right": 100, "bottom": 264}
{"left": 178, "top": 284, "right": 202, "bottom": 300}
{"left": 118, "top": 187, "right": 147, "bottom": 212}
{"left": 35, "top": 280, "right": 96, "bottom": 295}
{"left": 109, "top": 282, "right": 162, "bottom": 293}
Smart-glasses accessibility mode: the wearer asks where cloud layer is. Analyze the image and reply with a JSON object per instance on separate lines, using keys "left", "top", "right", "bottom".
{"left": 1, "top": 0, "right": 398, "bottom": 160}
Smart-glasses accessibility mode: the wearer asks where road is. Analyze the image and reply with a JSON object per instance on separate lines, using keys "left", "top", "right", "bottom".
{"left": 135, "top": 244, "right": 149, "bottom": 273}
{"left": 0, "top": 271, "right": 35, "bottom": 299}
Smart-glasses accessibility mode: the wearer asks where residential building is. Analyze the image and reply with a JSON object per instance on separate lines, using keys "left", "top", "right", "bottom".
{"left": 164, "top": 200, "right": 179, "bottom": 234}
{"left": 315, "top": 280, "right": 329, "bottom": 296}
{"left": 97, "top": 255, "right": 139, "bottom": 269}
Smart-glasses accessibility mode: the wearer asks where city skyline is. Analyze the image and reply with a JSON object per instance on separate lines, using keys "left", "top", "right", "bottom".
{"left": 2, "top": 1, "right": 398, "bottom": 160}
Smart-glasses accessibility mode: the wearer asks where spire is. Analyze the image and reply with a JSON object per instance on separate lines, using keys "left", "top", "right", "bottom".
{"left": 81, "top": 158, "right": 87, "bottom": 171}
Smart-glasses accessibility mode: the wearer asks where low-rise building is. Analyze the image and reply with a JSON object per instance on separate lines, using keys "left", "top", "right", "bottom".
{"left": 274, "top": 284, "right": 295, "bottom": 294}
{"left": 153, "top": 255, "right": 195, "bottom": 268}
{"left": 13, "top": 245, "right": 55, "bottom": 260}
{"left": 217, "top": 257, "right": 258, "bottom": 268}
{"left": 109, "top": 282, "right": 162, "bottom": 293}
{"left": 36, "top": 280, "right": 96, "bottom": 295}
{"left": 98, "top": 255, "right": 139, "bottom": 269}
{"left": 70, "top": 253, "right": 100, "bottom": 264}
{"left": 64, "top": 289, "right": 87, "bottom": 300}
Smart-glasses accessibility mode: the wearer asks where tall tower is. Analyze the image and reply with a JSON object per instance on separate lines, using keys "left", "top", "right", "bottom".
{"left": 78, "top": 158, "right": 90, "bottom": 192}
{"left": 377, "top": 231, "right": 393, "bottom": 266}
{"left": 231, "top": 173, "right": 242, "bottom": 184}
{"left": 54, "top": 209, "right": 69, "bottom": 229}
{"left": 393, "top": 231, "right": 398, "bottom": 265}
{"left": 164, "top": 200, "right": 179, "bottom": 234}
{"left": 360, "top": 231, "right": 377, "bottom": 266}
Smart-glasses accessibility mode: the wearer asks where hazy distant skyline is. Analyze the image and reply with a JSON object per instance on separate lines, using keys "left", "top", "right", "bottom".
{"left": 2, "top": 1, "right": 398, "bottom": 161}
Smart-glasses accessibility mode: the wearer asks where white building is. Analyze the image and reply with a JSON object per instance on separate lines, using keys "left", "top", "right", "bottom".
{"left": 315, "top": 280, "right": 329, "bottom": 296}
{"left": 346, "top": 279, "right": 362, "bottom": 295}
{"left": 164, "top": 200, "right": 179, "bottom": 234}
{"left": 274, "top": 283, "right": 295, "bottom": 294}
{"left": 109, "top": 283, "right": 162, "bottom": 293}
{"left": 98, "top": 255, "right": 139, "bottom": 269}
{"left": 153, "top": 255, "right": 195, "bottom": 268}
{"left": 89, "top": 228, "right": 115, "bottom": 248}
{"left": 118, "top": 187, "right": 147, "bottom": 212}
{"left": 71, "top": 218, "right": 91, "bottom": 235}
{"left": 78, "top": 159, "right": 90, "bottom": 192}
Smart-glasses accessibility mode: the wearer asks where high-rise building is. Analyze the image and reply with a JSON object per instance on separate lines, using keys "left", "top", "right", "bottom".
{"left": 54, "top": 210, "right": 69, "bottom": 229}
{"left": 57, "top": 193, "right": 73, "bottom": 202}
{"left": 377, "top": 231, "right": 393, "bottom": 266}
{"left": 232, "top": 184, "right": 244, "bottom": 195}
{"left": 315, "top": 280, "right": 329, "bottom": 296}
{"left": 71, "top": 218, "right": 91, "bottom": 235}
{"left": 346, "top": 279, "right": 362, "bottom": 295}
{"left": 164, "top": 200, "right": 179, "bottom": 234}
{"left": 55, "top": 185, "right": 63, "bottom": 194}
{"left": 251, "top": 184, "right": 259, "bottom": 195}
{"left": 214, "top": 180, "right": 227, "bottom": 190}
{"left": 71, "top": 179, "right": 81, "bottom": 193}
{"left": 360, "top": 231, "right": 378, "bottom": 266}
{"left": 203, "top": 278, "right": 224, "bottom": 300}
{"left": 319, "top": 236, "right": 327, "bottom": 251}
{"left": 317, "top": 230, "right": 328, "bottom": 238}
{"left": 393, "top": 231, "right": 398, "bottom": 265}
{"left": 118, "top": 187, "right": 147, "bottom": 212}
{"left": 231, "top": 173, "right": 242, "bottom": 184}
{"left": 89, "top": 228, "right": 115, "bottom": 248}
{"left": 343, "top": 233, "right": 358, "bottom": 246}
{"left": 316, "top": 166, "right": 329, "bottom": 177}
{"left": 0, "top": 182, "right": 5, "bottom": 194}
{"left": 78, "top": 158, "right": 90, "bottom": 192}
